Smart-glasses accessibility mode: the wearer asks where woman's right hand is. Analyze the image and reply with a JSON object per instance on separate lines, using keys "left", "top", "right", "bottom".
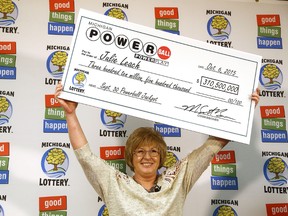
{"left": 55, "top": 83, "right": 88, "bottom": 150}
{"left": 55, "top": 83, "right": 78, "bottom": 114}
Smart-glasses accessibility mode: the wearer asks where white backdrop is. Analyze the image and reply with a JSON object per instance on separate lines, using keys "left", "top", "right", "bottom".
{"left": 0, "top": 0, "right": 287, "bottom": 215}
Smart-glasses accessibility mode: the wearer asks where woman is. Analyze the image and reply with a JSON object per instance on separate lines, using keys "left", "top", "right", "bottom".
{"left": 55, "top": 84, "right": 260, "bottom": 215}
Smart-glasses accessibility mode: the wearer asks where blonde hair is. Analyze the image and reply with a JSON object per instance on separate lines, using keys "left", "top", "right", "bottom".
{"left": 125, "top": 127, "right": 167, "bottom": 171}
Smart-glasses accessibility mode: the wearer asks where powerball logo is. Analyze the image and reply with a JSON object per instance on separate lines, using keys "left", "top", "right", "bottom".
{"left": 85, "top": 23, "right": 171, "bottom": 64}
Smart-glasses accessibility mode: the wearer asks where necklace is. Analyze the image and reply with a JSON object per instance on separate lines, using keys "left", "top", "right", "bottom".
{"left": 133, "top": 176, "right": 161, "bottom": 193}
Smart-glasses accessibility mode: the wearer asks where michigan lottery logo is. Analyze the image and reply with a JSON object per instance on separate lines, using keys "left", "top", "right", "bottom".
{"left": 213, "top": 205, "right": 238, "bottom": 216}
{"left": 263, "top": 157, "right": 288, "bottom": 186}
{"left": 205, "top": 10, "right": 233, "bottom": 48}
{"left": 46, "top": 50, "right": 68, "bottom": 79}
{"left": 98, "top": 204, "right": 109, "bottom": 216}
{"left": 259, "top": 64, "right": 283, "bottom": 91}
{"left": 101, "top": 109, "right": 127, "bottom": 130}
{"left": 0, "top": 0, "right": 18, "bottom": 27}
{"left": 72, "top": 71, "right": 87, "bottom": 88}
{"left": 0, "top": 96, "right": 13, "bottom": 126}
{"left": 41, "top": 148, "right": 69, "bottom": 179}
{"left": 207, "top": 15, "right": 231, "bottom": 41}
{"left": 104, "top": 7, "right": 128, "bottom": 21}
{"left": 0, "top": 205, "right": 4, "bottom": 216}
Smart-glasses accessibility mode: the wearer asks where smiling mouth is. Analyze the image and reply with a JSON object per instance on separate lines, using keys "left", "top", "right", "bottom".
{"left": 141, "top": 163, "right": 153, "bottom": 167}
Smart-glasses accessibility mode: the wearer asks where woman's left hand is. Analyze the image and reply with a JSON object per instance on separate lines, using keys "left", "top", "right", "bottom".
{"left": 251, "top": 87, "right": 260, "bottom": 107}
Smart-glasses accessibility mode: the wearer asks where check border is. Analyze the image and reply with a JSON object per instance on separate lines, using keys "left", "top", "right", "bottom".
{"left": 61, "top": 9, "right": 261, "bottom": 143}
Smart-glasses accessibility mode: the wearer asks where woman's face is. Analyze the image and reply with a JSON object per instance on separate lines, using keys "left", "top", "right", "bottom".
{"left": 132, "top": 144, "right": 160, "bottom": 177}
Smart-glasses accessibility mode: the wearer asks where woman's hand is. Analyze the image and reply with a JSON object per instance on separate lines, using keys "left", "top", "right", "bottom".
{"left": 55, "top": 83, "right": 88, "bottom": 150}
{"left": 210, "top": 87, "right": 261, "bottom": 146}
{"left": 55, "top": 83, "right": 78, "bottom": 114}
{"left": 251, "top": 87, "right": 260, "bottom": 107}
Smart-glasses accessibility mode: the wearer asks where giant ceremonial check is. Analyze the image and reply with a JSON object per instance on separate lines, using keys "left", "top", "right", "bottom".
{"left": 60, "top": 9, "right": 262, "bottom": 144}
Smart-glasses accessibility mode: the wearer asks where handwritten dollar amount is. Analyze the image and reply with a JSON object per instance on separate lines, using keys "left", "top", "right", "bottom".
{"left": 199, "top": 76, "right": 239, "bottom": 95}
